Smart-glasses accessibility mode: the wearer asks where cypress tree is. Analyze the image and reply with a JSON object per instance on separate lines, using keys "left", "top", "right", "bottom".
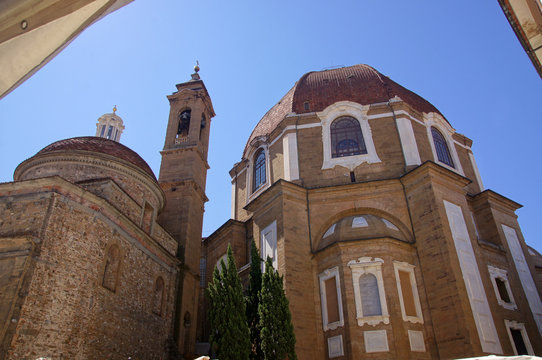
{"left": 246, "top": 240, "right": 263, "bottom": 359}
{"left": 206, "top": 245, "right": 250, "bottom": 360}
{"left": 258, "top": 257, "right": 297, "bottom": 360}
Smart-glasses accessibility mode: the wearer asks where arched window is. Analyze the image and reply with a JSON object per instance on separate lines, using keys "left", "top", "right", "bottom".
{"left": 102, "top": 245, "right": 121, "bottom": 292}
{"left": 253, "top": 149, "right": 266, "bottom": 191}
{"left": 153, "top": 276, "right": 165, "bottom": 316}
{"left": 431, "top": 127, "right": 454, "bottom": 168}
{"left": 200, "top": 114, "right": 206, "bottom": 140}
{"left": 177, "top": 109, "right": 191, "bottom": 137}
{"left": 359, "top": 273, "right": 382, "bottom": 316}
{"left": 331, "top": 117, "right": 367, "bottom": 158}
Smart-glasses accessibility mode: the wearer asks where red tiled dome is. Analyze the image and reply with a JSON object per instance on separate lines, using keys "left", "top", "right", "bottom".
{"left": 37, "top": 136, "right": 156, "bottom": 179}
{"left": 246, "top": 64, "right": 443, "bottom": 154}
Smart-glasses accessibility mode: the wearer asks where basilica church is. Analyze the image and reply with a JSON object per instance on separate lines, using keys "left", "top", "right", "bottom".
{"left": 1, "top": 64, "right": 541, "bottom": 360}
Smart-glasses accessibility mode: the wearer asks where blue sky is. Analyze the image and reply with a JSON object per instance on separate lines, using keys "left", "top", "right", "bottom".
{"left": 1, "top": 1, "right": 541, "bottom": 252}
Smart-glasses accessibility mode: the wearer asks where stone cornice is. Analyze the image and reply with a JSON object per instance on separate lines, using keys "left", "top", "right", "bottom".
{"left": 400, "top": 160, "right": 471, "bottom": 190}
{"left": 159, "top": 179, "right": 209, "bottom": 203}
{"left": 0, "top": 176, "right": 180, "bottom": 270}
{"left": 159, "top": 145, "right": 210, "bottom": 170}
{"left": 469, "top": 189, "right": 522, "bottom": 213}
{"left": 244, "top": 179, "right": 305, "bottom": 212}
{"left": 167, "top": 82, "right": 215, "bottom": 118}
{"left": 204, "top": 219, "right": 246, "bottom": 244}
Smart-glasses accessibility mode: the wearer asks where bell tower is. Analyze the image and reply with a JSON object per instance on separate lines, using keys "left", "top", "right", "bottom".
{"left": 158, "top": 64, "right": 214, "bottom": 358}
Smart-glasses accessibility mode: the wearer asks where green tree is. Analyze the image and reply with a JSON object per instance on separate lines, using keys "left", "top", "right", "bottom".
{"left": 246, "top": 240, "right": 263, "bottom": 359}
{"left": 206, "top": 245, "right": 250, "bottom": 360}
{"left": 258, "top": 257, "right": 297, "bottom": 360}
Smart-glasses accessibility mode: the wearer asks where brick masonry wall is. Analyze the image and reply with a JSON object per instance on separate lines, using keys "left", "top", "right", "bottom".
{"left": 0, "top": 180, "right": 177, "bottom": 360}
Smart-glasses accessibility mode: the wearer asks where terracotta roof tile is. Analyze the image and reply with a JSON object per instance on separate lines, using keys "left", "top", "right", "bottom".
{"left": 245, "top": 64, "right": 443, "bottom": 156}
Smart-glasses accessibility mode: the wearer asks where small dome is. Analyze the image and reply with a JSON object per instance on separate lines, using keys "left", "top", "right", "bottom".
{"left": 317, "top": 214, "right": 410, "bottom": 251}
{"left": 245, "top": 64, "right": 443, "bottom": 155}
{"left": 36, "top": 137, "right": 155, "bottom": 179}
{"left": 15, "top": 136, "right": 163, "bottom": 212}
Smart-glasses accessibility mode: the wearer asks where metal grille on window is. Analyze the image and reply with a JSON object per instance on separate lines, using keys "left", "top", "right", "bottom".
{"left": 253, "top": 150, "right": 266, "bottom": 191}
{"left": 431, "top": 127, "right": 454, "bottom": 168}
{"left": 331, "top": 117, "right": 367, "bottom": 158}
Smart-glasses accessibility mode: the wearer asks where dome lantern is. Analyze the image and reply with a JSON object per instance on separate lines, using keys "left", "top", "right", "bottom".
{"left": 95, "top": 106, "right": 125, "bottom": 142}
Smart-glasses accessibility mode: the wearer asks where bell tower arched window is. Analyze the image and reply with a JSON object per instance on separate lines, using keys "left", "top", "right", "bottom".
{"left": 253, "top": 149, "right": 266, "bottom": 191}
{"left": 177, "top": 109, "right": 191, "bottom": 138}
{"left": 431, "top": 127, "right": 454, "bottom": 168}
{"left": 331, "top": 117, "right": 367, "bottom": 158}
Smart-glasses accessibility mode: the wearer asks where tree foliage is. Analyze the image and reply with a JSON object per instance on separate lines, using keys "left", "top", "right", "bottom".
{"left": 206, "top": 245, "right": 250, "bottom": 360}
{"left": 246, "top": 240, "right": 263, "bottom": 359}
{"left": 258, "top": 257, "right": 297, "bottom": 360}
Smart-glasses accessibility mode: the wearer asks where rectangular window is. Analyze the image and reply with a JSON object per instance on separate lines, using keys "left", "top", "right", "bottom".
{"left": 260, "top": 221, "right": 277, "bottom": 270}
{"left": 496, "top": 279, "right": 511, "bottom": 303}
{"left": 505, "top": 320, "right": 534, "bottom": 355}
{"left": 325, "top": 277, "right": 340, "bottom": 323}
{"left": 488, "top": 265, "right": 516, "bottom": 310}
{"left": 319, "top": 267, "right": 344, "bottom": 331}
{"left": 393, "top": 261, "right": 423, "bottom": 323}
{"left": 398, "top": 270, "right": 417, "bottom": 317}
{"left": 348, "top": 257, "right": 389, "bottom": 326}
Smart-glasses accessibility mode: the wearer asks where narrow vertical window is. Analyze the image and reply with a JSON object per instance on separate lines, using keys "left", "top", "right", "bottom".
{"left": 348, "top": 257, "right": 389, "bottom": 326}
{"left": 177, "top": 109, "right": 191, "bottom": 137}
{"left": 398, "top": 271, "right": 417, "bottom": 316}
{"left": 488, "top": 265, "right": 516, "bottom": 310}
{"left": 496, "top": 278, "right": 511, "bottom": 303}
{"left": 153, "top": 276, "right": 165, "bottom": 316}
{"left": 325, "top": 277, "right": 340, "bottom": 323}
{"left": 260, "top": 221, "right": 277, "bottom": 270}
{"left": 359, "top": 273, "right": 382, "bottom": 316}
{"left": 100, "top": 125, "right": 106, "bottom": 137}
{"left": 106, "top": 125, "right": 113, "bottom": 139}
{"left": 200, "top": 114, "right": 206, "bottom": 140}
{"left": 319, "top": 267, "right": 344, "bottom": 331}
{"left": 505, "top": 320, "right": 534, "bottom": 355}
{"left": 253, "top": 149, "right": 266, "bottom": 192}
{"left": 141, "top": 202, "right": 154, "bottom": 233}
{"left": 102, "top": 245, "right": 121, "bottom": 292}
{"left": 393, "top": 261, "right": 424, "bottom": 323}
{"left": 431, "top": 127, "right": 454, "bottom": 168}
{"left": 331, "top": 117, "right": 367, "bottom": 158}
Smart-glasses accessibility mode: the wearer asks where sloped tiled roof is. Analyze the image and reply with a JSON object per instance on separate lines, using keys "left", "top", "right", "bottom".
{"left": 37, "top": 136, "right": 156, "bottom": 179}
{"left": 245, "top": 64, "right": 443, "bottom": 155}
